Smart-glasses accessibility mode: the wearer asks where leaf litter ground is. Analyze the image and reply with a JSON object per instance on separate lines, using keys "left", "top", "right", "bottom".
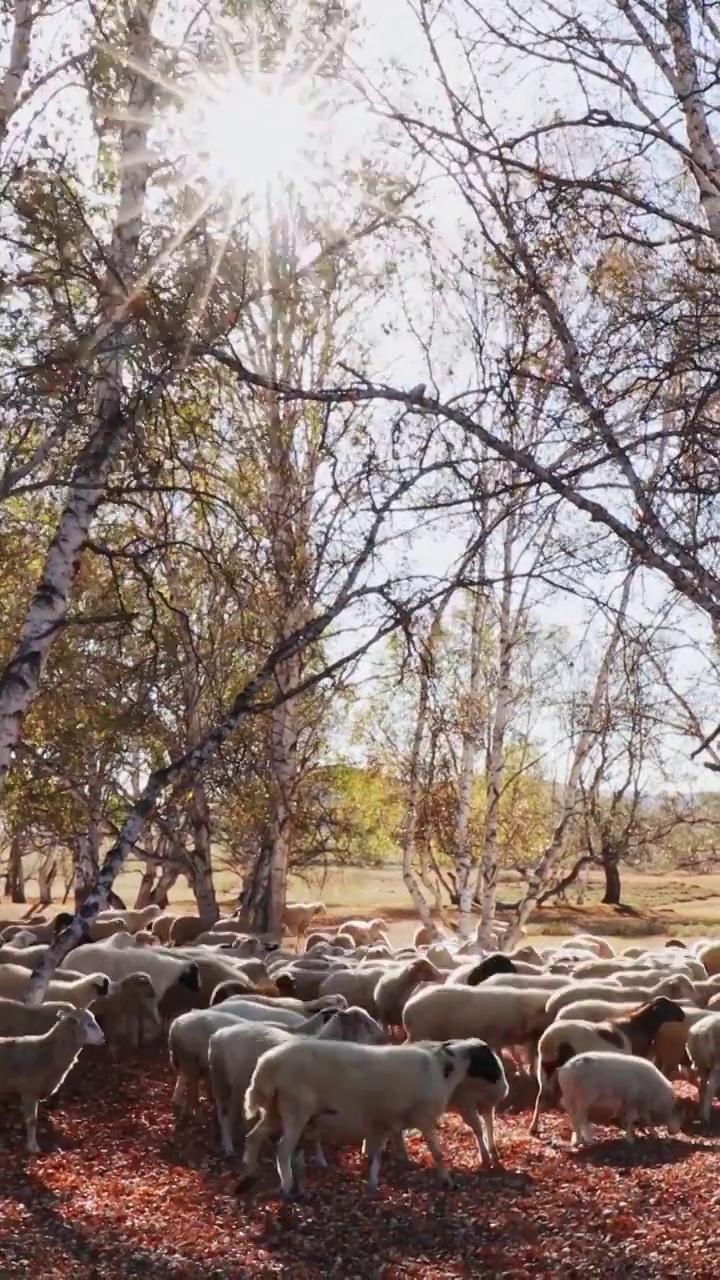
{"left": 0, "top": 1050, "right": 719, "bottom": 1278}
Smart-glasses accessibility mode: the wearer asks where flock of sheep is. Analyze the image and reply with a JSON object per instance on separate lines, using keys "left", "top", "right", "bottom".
{"left": 1, "top": 898, "right": 720, "bottom": 1198}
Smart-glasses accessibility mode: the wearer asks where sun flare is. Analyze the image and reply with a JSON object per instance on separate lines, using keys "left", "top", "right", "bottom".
{"left": 177, "top": 67, "right": 341, "bottom": 229}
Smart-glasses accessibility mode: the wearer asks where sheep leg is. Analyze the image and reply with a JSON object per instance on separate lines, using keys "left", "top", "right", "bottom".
{"left": 391, "top": 1130, "right": 410, "bottom": 1162}
{"left": 419, "top": 1124, "right": 451, "bottom": 1186}
{"left": 528, "top": 1079, "right": 549, "bottom": 1137}
{"left": 312, "top": 1141, "right": 328, "bottom": 1169}
{"left": 455, "top": 1104, "right": 492, "bottom": 1166}
{"left": 237, "top": 1115, "right": 274, "bottom": 1186}
{"left": 22, "top": 1097, "right": 40, "bottom": 1154}
{"left": 482, "top": 1107, "right": 500, "bottom": 1162}
{"left": 624, "top": 1112, "right": 636, "bottom": 1143}
{"left": 216, "top": 1098, "right": 235, "bottom": 1157}
{"left": 700, "top": 1067, "right": 720, "bottom": 1122}
{"left": 275, "top": 1119, "right": 306, "bottom": 1199}
{"left": 365, "top": 1133, "right": 386, "bottom": 1191}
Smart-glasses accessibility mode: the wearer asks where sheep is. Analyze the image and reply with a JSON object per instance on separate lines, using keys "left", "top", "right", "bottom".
{"left": 698, "top": 943, "right": 720, "bottom": 977}
{"left": 216, "top": 998, "right": 310, "bottom": 1029}
{"left": 237, "top": 1036, "right": 499, "bottom": 1195}
{"left": 0, "top": 964, "right": 110, "bottom": 1008}
{"left": 52, "top": 912, "right": 129, "bottom": 943}
{"left": 274, "top": 967, "right": 342, "bottom": 1002}
{"left": 561, "top": 935, "right": 614, "bottom": 959}
{"left": 150, "top": 914, "right": 177, "bottom": 943}
{"left": 0, "top": 997, "right": 76, "bottom": 1037}
{"left": 336, "top": 918, "right": 387, "bottom": 947}
{"left": 482, "top": 973, "right": 570, "bottom": 992}
{"left": 91, "top": 973, "right": 161, "bottom": 1051}
{"left": 318, "top": 965, "right": 395, "bottom": 1016}
{"left": 95, "top": 904, "right": 162, "bottom": 933}
{"left": 407, "top": 1039, "right": 508, "bottom": 1165}
{"left": 0, "top": 943, "right": 51, "bottom": 971}
{"left": 304, "top": 931, "right": 332, "bottom": 952}
{"left": 331, "top": 932, "right": 359, "bottom": 951}
{"left": 556, "top": 999, "right": 641, "bottom": 1023}
{"left": 413, "top": 921, "right": 444, "bottom": 949}
{"left": 210, "top": 1006, "right": 386, "bottom": 1158}
{"left": 403, "top": 983, "right": 555, "bottom": 1064}
{"left": 170, "top": 949, "right": 259, "bottom": 1004}
{"left": 168, "top": 1005, "right": 311, "bottom": 1115}
{"left": 546, "top": 975, "right": 694, "bottom": 1019}
{"left": 611, "top": 967, "right": 700, "bottom": 988}
{"left": 168, "top": 915, "right": 207, "bottom": 947}
{"left": 59, "top": 942, "right": 200, "bottom": 1001}
{"left": 374, "top": 958, "right": 442, "bottom": 1031}
{"left": 0, "top": 1007, "right": 105, "bottom": 1151}
{"left": 557, "top": 1051, "right": 682, "bottom": 1145}
{"left": 281, "top": 902, "right": 326, "bottom": 947}
{"left": 686, "top": 1013, "right": 720, "bottom": 1120}
{"left": 529, "top": 997, "right": 686, "bottom": 1135}
{"left": 211, "top": 989, "right": 346, "bottom": 1016}
{"left": 653, "top": 1007, "right": 711, "bottom": 1080}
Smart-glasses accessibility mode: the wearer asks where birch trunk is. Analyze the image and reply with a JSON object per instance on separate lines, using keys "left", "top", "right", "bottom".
{"left": 0, "top": 0, "right": 157, "bottom": 798}
{"left": 4, "top": 832, "right": 26, "bottom": 902}
{"left": 455, "top": 579, "right": 486, "bottom": 939}
{"left": 187, "top": 782, "right": 218, "bottom": 922}
{"left": 477, "top": 531, "right": 515, "bottom": 947}
{"left": 0, "top": 0, "right": 34, "bottom": 144}
{"left": 134, "top": 861, "right": 156, "bottom": 910}
{"left": 501, "top": 572, "right": 635, "bottom": 948}
{"left": 401, "top": 657, "right": 434, "bottom": 925}
{"left": 37, "top": 853, "right": 57, "bottom": 907}
{"left": 73, "top": 811, "right": 101, "bottom": 911}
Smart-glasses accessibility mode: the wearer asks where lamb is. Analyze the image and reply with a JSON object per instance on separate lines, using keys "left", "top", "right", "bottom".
{"left": 210, "top": 1006, "right": 386, "bottom": 1158}
{"left": 557, "top": 1051, "right": 682, "bottom": 1145}
{"left": 91, "top": 973, "right": 161, "bottom": 1050}
{"left": 686, "top": 1013, "right": 720, "bottom": 1120}
{"left": 238, "top": 1036, "right": 499, "bottom": 1195}
{"left": 403, "top": 984, "right": 556, "bottom": 1063}
{"left": 0, "top": 1007, "right": 105, "bottom": 1151}
{"left": 0, "top": 964, "right": 110, "bottom": 1008}
{"left": 529, "top": 997, "right": 686, "bottom": 1135}
{"left": 374, "top": 958, "right": 442, "bottom": 1031}
{"left": 281, "top": 902, "right": 326, "bottom": 947}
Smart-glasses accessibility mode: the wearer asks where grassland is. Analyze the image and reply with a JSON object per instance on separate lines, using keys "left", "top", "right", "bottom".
{"left": 7, "top": 861, "right": 720, "bottom": 945}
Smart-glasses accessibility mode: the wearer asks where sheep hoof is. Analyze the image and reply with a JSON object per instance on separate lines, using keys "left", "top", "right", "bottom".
{"left": 280, "top": 1187, "right": 300, "bottom": 1202}
{"left": 234, "top": 1174, "right": 256, "bottom": 1194}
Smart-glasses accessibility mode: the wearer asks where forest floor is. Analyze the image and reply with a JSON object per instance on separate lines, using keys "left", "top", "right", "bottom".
{"left": 1, "top": 1047, "right": 719, "bottom": 1278}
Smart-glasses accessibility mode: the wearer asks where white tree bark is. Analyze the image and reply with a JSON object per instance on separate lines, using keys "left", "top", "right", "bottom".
{"left": 477, "top": 529, "right": 515, "bottom": 947}
{"left": 501, "top": 571, "right": 635, "bottom": 948}
{"left": 0, "top": 0, "right": 157, "bottom": 798}
{"left": 455, "top": 576, "right": 486, "bottom": 939}
{"left": 0, "top": 0, "right": 34, "bottom": 142}
{"left": 401, "top": 632, "right": 437, "bottom": 926}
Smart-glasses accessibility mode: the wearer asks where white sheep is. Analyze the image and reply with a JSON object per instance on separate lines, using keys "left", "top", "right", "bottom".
{"left": 0, "top": 1007, "right": 105, "bottom": 1151}
{"left": 374, "top": 958, "right": 442, "bottom": 1031}
{"left": 210, "top": 1005, "right": 386, "bottom": 1158}
{"left": 59, "top": 942, "right": 200, "bottom": 1000}
{"left": 0, "top": 964, "right": 110, "bottom": 1008}
{"left": 403, "top": 983, "right": 555, "bottom": 1065}
{"left": 238, "top": 1036, "right": 501, "bottom": 1196}
{"left": 686, "top": 1013, "right": 720, "bottom": 1120}
{"left": 557, "top": 1051, "right": 681, "bottom": 1145}
{"left": 546, "top": 974, "right": 694, "bottom": 1019}
{"left": 529, "top": 997, "right": 686, "bottom": 1136}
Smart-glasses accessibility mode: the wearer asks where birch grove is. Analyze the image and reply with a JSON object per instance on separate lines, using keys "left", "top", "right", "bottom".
{"left": 3, "top": 0, "right": 720, "bottom": 956}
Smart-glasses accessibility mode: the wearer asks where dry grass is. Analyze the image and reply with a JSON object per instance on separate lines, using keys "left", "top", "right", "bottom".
{"left": 6, "top": 862, "right": 720, "bottom": 944}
